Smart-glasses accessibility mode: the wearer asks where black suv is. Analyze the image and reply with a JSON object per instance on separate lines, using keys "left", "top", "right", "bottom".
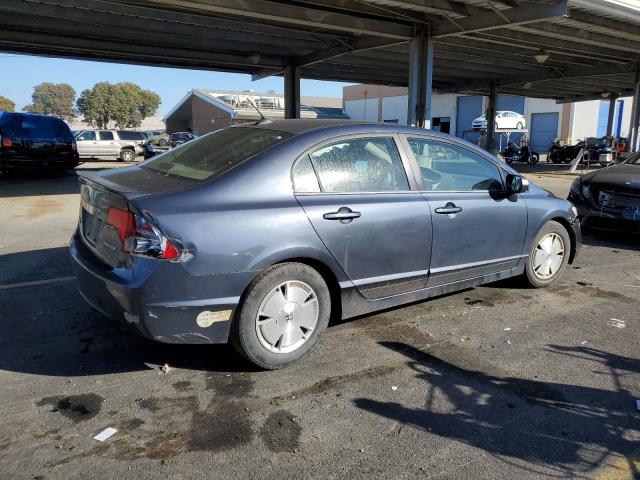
{"left": 0, "top": 112, "right": 79, "bottom": 173}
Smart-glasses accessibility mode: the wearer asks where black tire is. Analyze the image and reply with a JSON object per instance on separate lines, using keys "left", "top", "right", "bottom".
{"left": 527, "top": 152, "right": 540, "bottom": 165}
{"left": 516, "top": 122, "right": 523, "bottom": 130}
{"left": 158, "top": 139, "right": 168, "bottom": 147}
{"left": 523, "top": 220, "right": 571, "bottom": 288}
{"left": 495, "top": 122, "right": 499, "bottom": 130}
{"left": 120, "top": 149, "right": 135, "bottom": 162}
{"left": 230, "top": 262, "right": 331, "bottom": 370}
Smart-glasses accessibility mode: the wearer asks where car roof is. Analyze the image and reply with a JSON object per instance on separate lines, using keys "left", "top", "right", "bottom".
{"left": 241, "top": 119, "right": 458, "bottom": 140}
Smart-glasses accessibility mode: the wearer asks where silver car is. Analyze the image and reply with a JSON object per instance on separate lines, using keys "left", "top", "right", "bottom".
{"left": 75, "top": 129, "right": 145, "bottom": 162}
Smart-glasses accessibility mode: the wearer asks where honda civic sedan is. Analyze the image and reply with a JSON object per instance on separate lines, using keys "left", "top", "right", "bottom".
{"left": 70, "top": 120, "right": 580, "bottom": 369}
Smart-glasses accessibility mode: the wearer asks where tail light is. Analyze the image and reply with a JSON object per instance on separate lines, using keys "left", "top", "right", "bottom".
{"left": 107, "top": 207, "right": 180, "bottom": 260}
{"left": 2, "top": 138, "right": 12, "bottom": 148}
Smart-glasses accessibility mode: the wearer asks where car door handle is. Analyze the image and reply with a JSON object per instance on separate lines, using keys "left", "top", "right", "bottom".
{"left": 434, "top": 203, "right": 462, "bottom": 215}
{"left": 323, "top": 207, "right": 361, "bottom": 222}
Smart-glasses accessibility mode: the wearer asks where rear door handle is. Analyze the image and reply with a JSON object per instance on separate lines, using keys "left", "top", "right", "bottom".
{"left": 434, "top": 202, "right": 462, "bottom": 215}
{"left": 323, "top": 207, "right": 361, "bottom": 223}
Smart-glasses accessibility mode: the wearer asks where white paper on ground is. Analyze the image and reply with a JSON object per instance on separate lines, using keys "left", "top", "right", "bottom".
{"left": 94, "top": 427, "right": 118, "bottom": 442}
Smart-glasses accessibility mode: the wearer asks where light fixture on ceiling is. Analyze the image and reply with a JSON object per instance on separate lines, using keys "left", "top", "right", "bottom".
{"left": 523, "top": 82, "right": 533, "bottom": 90}
{"left": 534, "top": 50, "right": 550, "bottom": 64}
{"left": 601, "top": 92, "right": 611, "bottom": 99}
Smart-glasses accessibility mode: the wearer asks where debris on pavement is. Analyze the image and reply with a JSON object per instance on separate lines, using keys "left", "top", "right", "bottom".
{"left": 93, "top": 427, "right": 117, "bottom": 442}
{"left": 161, "top": 363, "right": 171, "bottom": 374}
{"left": 609, "top": 319, "right": 626, "bottom": 329}
{"left": 504, "top": 328, "right": 511, "bottom": 331}
{"left": 581, "top": 340, "right": 588, "bottom": 345}
{"left": 391, "top": 386, "right": 398, "bottom": 391}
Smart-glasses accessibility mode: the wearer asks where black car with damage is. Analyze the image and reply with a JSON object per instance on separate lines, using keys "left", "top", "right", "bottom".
{"left": 569, "top": 152, "right": 640, "bottom": 231}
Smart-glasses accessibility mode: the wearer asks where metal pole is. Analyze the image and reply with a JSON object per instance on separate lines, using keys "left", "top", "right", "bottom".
{"left": 606, "top": 94, "right": 617, "bottom": 137}
{"left": 284, "top": 63, "right": 300, "bottom": 119}
{"left": 485, "top": 82, "right": 497, "bottom": 153}
{"left": 406, "top": 27, "right": 433, "bottom": 128}
{"left": 629, "top": 65, "right": 640, "bottom": 152}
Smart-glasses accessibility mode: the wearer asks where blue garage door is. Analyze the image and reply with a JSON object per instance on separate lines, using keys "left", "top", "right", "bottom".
{"left": 497, "top": 95, "right": 525, "bottom": 115}
{"left": 530, "top": 112, "right": 559, "bottom": 153}
{"left": 456, "top": 96, "right": 483, "bottom": 143}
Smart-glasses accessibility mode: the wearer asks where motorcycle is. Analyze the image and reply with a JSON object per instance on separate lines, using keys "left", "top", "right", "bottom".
{"left": 549, "top": 138, "right": 613, "bottom": 167}
{"left": 500, "top": 141, "right": 540, "bottom": 165}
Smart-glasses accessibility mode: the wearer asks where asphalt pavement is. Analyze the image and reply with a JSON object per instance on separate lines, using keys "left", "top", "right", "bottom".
{"left": 0, "top": 162, "right": 638, "bottom": 480}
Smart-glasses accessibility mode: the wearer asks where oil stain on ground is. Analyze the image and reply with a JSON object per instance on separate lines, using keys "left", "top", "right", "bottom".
{"left": 37, "top": 393, "right": 103, "bottom": 422}
{"left": 260, "top": 410, "right": 301, "bottom": 452}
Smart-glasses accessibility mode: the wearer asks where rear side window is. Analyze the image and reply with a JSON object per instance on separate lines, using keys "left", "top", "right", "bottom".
{"left": 143, "top": 127, "right": 293, "bottom": 181}
{"left": 99, "top": 131, "right": 114, "bottom": 141}
{"left": 308, "top": 136, "right": 409, "bottom": 193}
{"left": 0, "top": 113, "right": 71, "bottom": 139}
{"left": 117, "top": 131, "right": 145, "bottom": 141}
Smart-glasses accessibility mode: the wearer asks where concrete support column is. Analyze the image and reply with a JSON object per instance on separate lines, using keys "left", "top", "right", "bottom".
{"left": 485, "top": 82, "right": 497, "bottom": 153}
{"left": 606, "top": 94, "right": 618, "bottom": 137}
{"left": 629, "top": 66, "right": 640, "bottom": 152}
{"left": 407, "top": 28, "right": 433, "bottom": 128}
{"left": 284, "top": 63, "right": 300, "bottom": 119}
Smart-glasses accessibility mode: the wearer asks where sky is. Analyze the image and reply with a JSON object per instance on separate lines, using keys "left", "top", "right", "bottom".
{"left": 0, "top": 53, "right": 353, "bottom": 117}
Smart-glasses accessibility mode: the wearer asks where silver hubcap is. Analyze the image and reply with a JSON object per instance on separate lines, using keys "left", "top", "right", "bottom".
{"left": 533, "top": 233, "right": 565, "bottom": 280}
{"left": 256, "top": 281, "right": 319, "bottom": 354}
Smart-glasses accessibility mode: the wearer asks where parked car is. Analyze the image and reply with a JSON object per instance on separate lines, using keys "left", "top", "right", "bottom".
{"left": 75, "top": 129, "right": 144, "bottom": 162}
{"left": 169, "top": 131, "right": 196, "bottom": 147}
{"left": 70, "top": 120, "right": 580, "bottom": 369}
{"left": 472, "top": 111, "right": 526, "bottom": 131}
{"left": 568, "top": 152, "right": 640, "bottom": 232}
{"left": 145, "top": 129, "right": 170, "bottom": 147}
{"left": 0, "top": 111, "right": 78, "bottom": 173}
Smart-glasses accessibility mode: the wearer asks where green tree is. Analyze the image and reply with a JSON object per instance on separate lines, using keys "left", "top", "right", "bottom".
{"left": 0, "top": 95, "right": 15, "bottom": 112}
{"left": 23, "top": 83, "right": 76, "bottom": 121}
{"left": 76, "top": 82, "right": 161, "bottom": 128}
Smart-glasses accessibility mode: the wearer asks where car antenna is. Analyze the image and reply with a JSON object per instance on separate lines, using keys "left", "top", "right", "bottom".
{"left": 246, "top": 98, "right": 266, "bottom": 121}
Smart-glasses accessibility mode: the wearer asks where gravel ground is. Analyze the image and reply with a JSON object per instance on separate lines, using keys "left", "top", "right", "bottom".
{"left": 0, "top": 161, "right": 638, "bottom": 480}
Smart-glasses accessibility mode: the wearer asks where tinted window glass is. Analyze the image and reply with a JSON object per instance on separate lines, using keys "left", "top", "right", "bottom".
{"left": 292, "top": 155, "right": 320, "bottom": 193}
{"left": 99, "top": 131, "right": 114, "bottom": 141}
{"left": 143, "top": 127, "right": 292, "bottom": 181}
{"left": 77, "top": 131, "right": 96, "bottom": 141}
{"left": 0, "top": 113, "right": 71, "bottom": 139}
{"left": 309, "top": 137, "right": 409, "bottom": 193}
{"left": 407, "top": 137, "right": 503, "bottom": 191}
{"left": 117, "top": 131, "right": 145, "bottom": 141}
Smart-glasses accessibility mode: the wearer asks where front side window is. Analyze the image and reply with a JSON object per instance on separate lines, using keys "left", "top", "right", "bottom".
{"left": 77, "top": 131, "right": 96, "bottom": 141}
{"left": 406, "top": 137, "right": 503, "bottom": 192}
{"left": 143, "top": 126, "right": 292, "bottom": 181}
{"left": 99, "top": 131, "right": 114, "bottom": 141}
{"left": 308, "top": 136, "right": 409, "bottom": 193}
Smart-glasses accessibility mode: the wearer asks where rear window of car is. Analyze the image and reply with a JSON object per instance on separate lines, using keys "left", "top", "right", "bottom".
{"left": 142, "top": 127, "right": 293, "bottom": 181}
{"left": 0, "top": 113, "right": 72, "bottom": 140}
{"left": 117, "top": 130, "right": 145, "bottom": 141}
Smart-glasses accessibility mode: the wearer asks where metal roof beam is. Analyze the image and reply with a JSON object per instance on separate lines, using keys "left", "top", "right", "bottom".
{"left": 566, "top": 9, "right": 640, "bottom": 43}
{"left": 555, "top": 90, "right": 635, "bottom": 104}
{"left": 135, "top": 0, "right": 414, "bottom": 39}
{"left": 434, "top": 1, "right": 568, "bottom": 37}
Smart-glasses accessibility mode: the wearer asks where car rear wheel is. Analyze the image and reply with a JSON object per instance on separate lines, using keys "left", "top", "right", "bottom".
{"left": 516, "top": 122, "right": 523, "bottom": 129}
{"left": 120, "top": 149, "right": 135, "bottom": 162}
{"left": 230, "top": 262, "right": 330, "bottom": 369}
{"left": 158, "top": 139, "right": 168, "bottom": 147}
{"left": 523, "top": 221, "right": 570, "bottom": 288}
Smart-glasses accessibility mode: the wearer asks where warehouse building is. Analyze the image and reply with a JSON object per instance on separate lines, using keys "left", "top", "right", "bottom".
{"left": 344, "top": 84, "right": 633, "bottom": 152}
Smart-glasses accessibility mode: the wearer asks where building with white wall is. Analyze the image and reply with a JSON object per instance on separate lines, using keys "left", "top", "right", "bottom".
{"left": 343, "top": 84, "right": 630, "bottom": 152}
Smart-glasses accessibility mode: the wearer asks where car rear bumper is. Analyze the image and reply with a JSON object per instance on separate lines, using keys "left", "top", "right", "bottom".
{"left": 1, "top": 155, "right": 79, "bottom": 169}
{"left": 70, "top": 230, "right": 255, "bottom": 344}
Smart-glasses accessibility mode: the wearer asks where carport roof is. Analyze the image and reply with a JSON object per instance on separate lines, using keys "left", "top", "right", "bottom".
{"left": 1, "top": 0, "right": 640, "bottom": 102}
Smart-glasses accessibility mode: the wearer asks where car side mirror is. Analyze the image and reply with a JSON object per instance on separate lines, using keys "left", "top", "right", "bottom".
{"left": 506, "top": 174, "right": 529, "bottom": 194}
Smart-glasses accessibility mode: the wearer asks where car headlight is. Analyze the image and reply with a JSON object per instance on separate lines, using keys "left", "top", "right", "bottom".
{"left": 570, "top": 178, "right": 580, "bottom": 196}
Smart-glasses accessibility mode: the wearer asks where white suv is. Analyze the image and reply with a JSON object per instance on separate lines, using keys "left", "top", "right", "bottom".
{"left": 75, "top": 130, "right": 145, "bottom": 162}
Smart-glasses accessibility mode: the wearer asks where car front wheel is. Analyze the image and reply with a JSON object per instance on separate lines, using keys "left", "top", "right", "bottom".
{"left": 230, "top": 262, "right": 331, "bottom": 369}
{"left": 523, "top": 220, "right": 571, "bottom": 288}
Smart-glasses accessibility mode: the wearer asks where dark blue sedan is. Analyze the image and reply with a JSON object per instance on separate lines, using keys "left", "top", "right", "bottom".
{"left": 70, "top": 120, "right": 581, "bottom": 369}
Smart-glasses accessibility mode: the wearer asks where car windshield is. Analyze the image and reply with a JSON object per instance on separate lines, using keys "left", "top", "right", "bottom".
{"left": 625, "top": 153, "right": 640, "bottom": 165}
{"left": 142, "top": 126, "right": 293, "bottom": 180}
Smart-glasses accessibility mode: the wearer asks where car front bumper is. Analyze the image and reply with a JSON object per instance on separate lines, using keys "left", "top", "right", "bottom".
{"left": 70, "top": 230, "right": 255, "bottom": 344}
{"left": 569, "top": 194, "right": 640, "bottom": 232}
